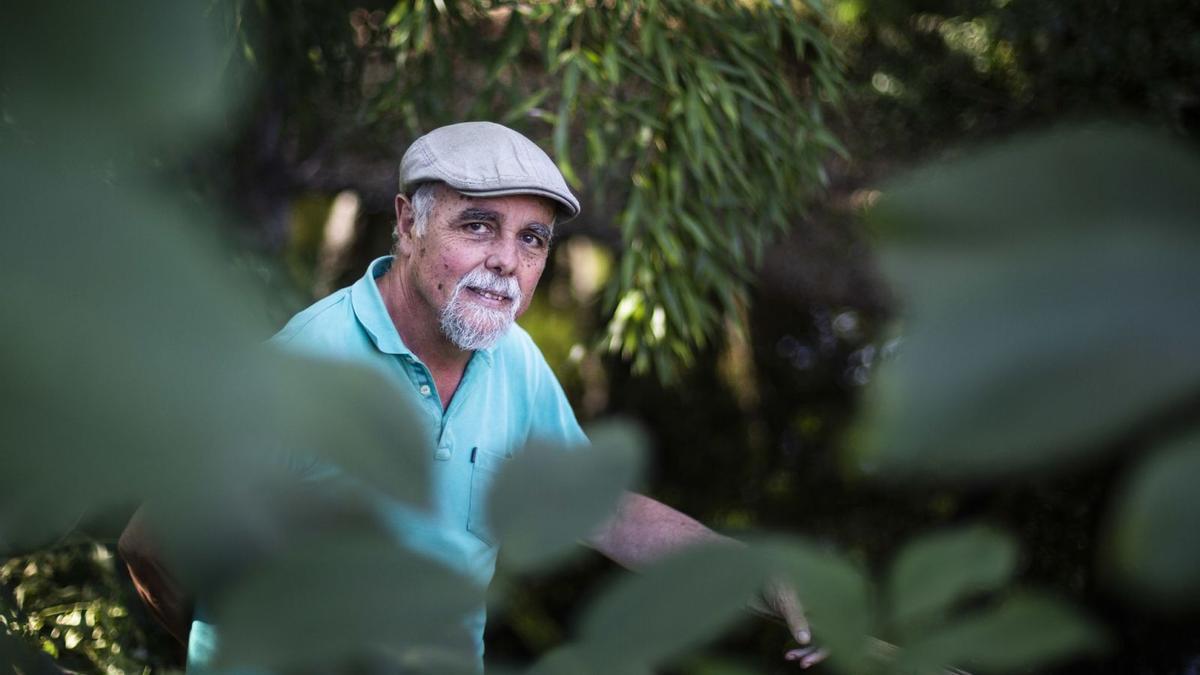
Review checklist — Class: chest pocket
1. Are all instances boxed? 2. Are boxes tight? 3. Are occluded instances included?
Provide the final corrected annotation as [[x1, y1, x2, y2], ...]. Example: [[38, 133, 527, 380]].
[[466, 447, 511, 547]]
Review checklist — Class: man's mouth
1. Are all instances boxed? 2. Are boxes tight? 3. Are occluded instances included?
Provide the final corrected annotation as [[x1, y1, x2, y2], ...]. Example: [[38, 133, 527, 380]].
[[468, 286, 511, 303]]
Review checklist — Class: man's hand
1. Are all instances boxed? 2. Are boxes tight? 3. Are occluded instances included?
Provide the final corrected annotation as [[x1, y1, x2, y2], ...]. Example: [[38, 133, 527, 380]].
[[749, 579, 829, 669], [587, 495, 833, 668], [749, 588, 974, 675]]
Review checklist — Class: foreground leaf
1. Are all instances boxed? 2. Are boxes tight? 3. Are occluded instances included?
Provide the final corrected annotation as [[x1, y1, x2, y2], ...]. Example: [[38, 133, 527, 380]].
[[0, 156, 430, 556], [575, 543, 770, 672], [1105, 427, 1200, 607], [214, 528, 484, 672], [858, 127, 1200, 481], [491, 421, 646, 571], [888, 526, 1017, 633], [897, 593, 1104, 674]]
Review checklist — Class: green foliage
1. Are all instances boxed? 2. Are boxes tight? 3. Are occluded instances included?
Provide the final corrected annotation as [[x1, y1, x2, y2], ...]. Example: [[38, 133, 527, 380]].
[[0, 2, 230, 152], [858, 127, 1200, 480], [1106, 427, 1200, 606], [491, 423, 646, 572], [835, 0, 1200, 159], [895, 593, 1103, 675], [1, 544, 163, 673], [214, 528, 484, 672], [755, 530, 1102, 675], [887, 526, 1017, 634], [570, 543, 767, 673], [850, 124, 1200, 663]]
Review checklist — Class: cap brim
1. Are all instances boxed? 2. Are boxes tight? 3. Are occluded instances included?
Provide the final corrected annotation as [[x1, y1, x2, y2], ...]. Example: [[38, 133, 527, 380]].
[[456, 186, 580, 222]]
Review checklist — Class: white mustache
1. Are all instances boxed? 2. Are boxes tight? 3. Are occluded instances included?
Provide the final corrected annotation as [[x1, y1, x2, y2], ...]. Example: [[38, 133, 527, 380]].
[[456, 267, 521, 305]]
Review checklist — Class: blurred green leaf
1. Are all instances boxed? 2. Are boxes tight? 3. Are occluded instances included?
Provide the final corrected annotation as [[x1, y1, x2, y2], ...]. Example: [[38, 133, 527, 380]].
[[755, 537, 873, 673], [1105, 427, 1200, 607], [0, 2, 232, 151], [575, 543, 769, 672], [0, 151, 430, 555], [491, 421, 645, 571], [858, 127, 1200, 480], [526, 645, 645, 675], [887, 526, 1017, 633], [896, 593, 1104, 674], [676, 655, 763, 675], [214, 528, 483, 672]]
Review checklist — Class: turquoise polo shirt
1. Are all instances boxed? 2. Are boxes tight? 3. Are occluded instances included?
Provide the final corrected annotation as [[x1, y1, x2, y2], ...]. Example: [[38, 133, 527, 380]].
[[187, 256, 587, 671]]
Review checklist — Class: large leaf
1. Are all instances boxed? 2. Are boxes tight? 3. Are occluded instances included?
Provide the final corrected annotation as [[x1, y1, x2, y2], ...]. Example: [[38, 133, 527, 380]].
[[754, 537, 874, 674], [490, 421, 645, 571], [887, 526, 1017, 633], [0, 2, 231, 151], [574, 543, 771, 672], [0, 153, 430, 556], [857, 127, 1200, 481], [1105, 427, 1200, 606], [213, 528, 484, 673], [896, 593, 1104, 674]]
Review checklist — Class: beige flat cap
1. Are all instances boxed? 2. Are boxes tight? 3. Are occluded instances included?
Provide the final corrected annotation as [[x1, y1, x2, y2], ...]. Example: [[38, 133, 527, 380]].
[[399, 121, 580, 221]]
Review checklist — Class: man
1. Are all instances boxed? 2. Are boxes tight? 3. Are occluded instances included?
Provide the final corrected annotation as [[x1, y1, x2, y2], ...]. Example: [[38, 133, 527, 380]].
[[121, 121, 818, 670]]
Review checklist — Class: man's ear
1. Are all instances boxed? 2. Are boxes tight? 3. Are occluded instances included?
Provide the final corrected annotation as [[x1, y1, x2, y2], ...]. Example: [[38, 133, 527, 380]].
[[394, 193, 418, 256]]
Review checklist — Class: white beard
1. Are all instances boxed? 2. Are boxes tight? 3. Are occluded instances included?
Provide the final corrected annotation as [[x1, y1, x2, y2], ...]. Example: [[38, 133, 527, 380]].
[[439, 267, 522, 351]]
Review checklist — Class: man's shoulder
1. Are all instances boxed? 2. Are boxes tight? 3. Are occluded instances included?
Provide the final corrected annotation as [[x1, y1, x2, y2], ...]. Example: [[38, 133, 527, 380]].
[[271, 286, 361, 351]]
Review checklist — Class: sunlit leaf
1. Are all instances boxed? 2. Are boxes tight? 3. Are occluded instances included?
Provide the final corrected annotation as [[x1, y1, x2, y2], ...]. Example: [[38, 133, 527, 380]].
[[897, 593, 1104, 674], [887, 526, 1017, 632], [214, 528, 483, 672], [1105, 427, 1200, 607], [858, 127, 1200, 480], [491, 421, 645, 571], [575, 543, 770, 672]]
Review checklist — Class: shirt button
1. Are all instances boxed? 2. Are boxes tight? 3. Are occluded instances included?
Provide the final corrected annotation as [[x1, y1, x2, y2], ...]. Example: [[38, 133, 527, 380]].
[[419, 384, 432, 397], [434, 446, 451, 460]]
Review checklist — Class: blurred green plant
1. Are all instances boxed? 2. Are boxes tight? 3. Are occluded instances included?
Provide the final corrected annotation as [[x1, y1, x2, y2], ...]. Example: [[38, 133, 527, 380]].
[[857, 126, 1200, 609]]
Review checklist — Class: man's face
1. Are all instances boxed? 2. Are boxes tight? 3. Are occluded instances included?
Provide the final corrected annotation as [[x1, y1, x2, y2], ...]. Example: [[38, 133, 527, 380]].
[[397, 185, 555, 351]]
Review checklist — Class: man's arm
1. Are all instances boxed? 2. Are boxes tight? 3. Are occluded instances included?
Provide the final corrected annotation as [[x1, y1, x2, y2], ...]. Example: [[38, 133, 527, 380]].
[[585, 492, 812, 649], [586, 495, 966, 672], [117, 507, 194, 647]]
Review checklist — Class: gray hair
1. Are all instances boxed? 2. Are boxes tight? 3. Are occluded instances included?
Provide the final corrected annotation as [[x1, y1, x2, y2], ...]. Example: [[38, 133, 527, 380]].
[[391, 182, 440, 254], [410, 181, 439, 237]]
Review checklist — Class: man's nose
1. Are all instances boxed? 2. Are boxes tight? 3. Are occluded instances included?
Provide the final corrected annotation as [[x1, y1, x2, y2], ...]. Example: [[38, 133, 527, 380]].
[[485, 237, 519, 276]]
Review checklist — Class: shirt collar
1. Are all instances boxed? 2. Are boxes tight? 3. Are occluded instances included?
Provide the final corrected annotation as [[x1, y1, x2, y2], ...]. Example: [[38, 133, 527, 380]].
[[351, 256, 412, 356], [350, 255, 497, 364]]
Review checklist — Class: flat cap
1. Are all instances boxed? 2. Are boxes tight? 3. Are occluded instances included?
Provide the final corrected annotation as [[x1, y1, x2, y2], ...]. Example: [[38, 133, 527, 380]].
[[399, 121, 580, 221]]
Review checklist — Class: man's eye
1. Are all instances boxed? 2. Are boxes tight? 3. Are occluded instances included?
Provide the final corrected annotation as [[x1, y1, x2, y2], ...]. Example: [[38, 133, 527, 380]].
[[465, 222, 490, 234], [521, 233, 547, 248]]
